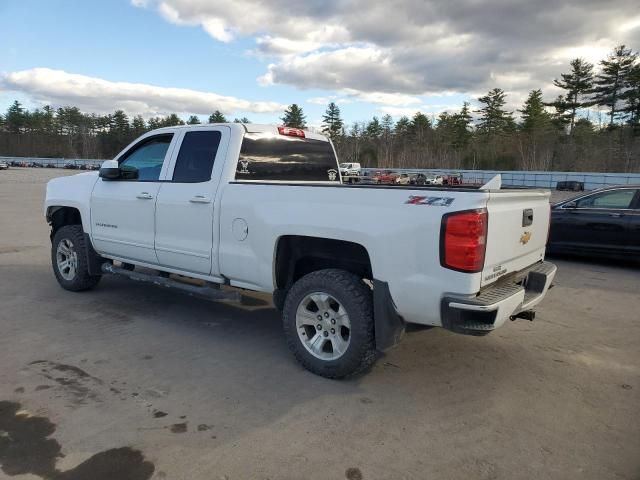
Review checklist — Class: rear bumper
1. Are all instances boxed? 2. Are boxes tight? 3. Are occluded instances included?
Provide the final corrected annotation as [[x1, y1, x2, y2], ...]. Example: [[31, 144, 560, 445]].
[[440, 261, 557, 335]]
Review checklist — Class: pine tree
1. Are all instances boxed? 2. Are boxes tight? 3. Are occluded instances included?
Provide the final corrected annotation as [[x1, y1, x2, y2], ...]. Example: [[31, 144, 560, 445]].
[[410, 112, 432, 143], [321, 102, 344, 139], [41, 105, 55, 134], [591, 45, 638, 126], [393, 116, 411, 137], [111, 110, 130, 134], [186, 115, 201, 125], [5, 100, 25, 134], [552, 58, 594, 132], [131, 115, 147, 136], [519, 90, 552, 131], [517, 90, 555, 170], [160, 114, 185, 127], [147, 117, 162, 130], [381, 114, 394, 136], [208, 110, 227, 123], [233, 117, 251, 123], [621, 63, 640, 125], [477, 88, 515, 134], [281, 104, 306, 128], [380, 114, 394, 165], [365, 116, 383, 138], [548, 95, 571, 130], [453, 102, 473, 148]]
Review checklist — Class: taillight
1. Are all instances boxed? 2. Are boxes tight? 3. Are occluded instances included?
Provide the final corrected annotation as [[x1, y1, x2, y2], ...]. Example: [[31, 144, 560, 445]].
[[440, 209, 488, 273], [278, 126, 305, 138]]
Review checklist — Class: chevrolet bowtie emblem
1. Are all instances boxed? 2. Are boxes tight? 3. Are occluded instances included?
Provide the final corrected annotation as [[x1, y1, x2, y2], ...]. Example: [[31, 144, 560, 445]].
[[520, 231, 532, 245]]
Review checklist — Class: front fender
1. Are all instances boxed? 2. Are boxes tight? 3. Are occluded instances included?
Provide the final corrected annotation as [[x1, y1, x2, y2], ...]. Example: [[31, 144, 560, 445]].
[[44, 172, 99, 234]]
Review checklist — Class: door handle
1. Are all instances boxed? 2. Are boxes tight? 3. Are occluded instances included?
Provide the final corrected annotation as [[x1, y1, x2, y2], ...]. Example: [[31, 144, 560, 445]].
[[136, 192, 154, 200], [189, 195, 211, 204], [608, 213, 623, 218]]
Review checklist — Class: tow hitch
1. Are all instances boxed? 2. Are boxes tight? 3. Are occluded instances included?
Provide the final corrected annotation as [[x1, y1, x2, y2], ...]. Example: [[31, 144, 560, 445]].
[[510, 310, 535, 322]]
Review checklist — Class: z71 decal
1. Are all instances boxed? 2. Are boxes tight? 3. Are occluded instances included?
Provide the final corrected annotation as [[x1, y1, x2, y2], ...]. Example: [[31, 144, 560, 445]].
[[405, 195, 454, 206]]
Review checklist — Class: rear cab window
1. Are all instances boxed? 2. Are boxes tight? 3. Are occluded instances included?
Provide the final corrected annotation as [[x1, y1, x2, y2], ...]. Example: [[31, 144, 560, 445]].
[[235, 132, 339, 182]]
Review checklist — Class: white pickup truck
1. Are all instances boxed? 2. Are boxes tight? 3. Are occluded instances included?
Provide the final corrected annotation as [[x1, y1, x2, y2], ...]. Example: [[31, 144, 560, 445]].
[[45, 123, 556, 378]]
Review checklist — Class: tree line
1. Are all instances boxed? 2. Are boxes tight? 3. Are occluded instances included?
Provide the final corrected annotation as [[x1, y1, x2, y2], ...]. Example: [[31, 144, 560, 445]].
[[1, 44, 639, 172], [0, 106, 249, 159]]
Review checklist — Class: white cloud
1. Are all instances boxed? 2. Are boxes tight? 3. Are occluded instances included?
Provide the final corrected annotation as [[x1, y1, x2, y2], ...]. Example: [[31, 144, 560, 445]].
[[133, 0, 640, 105], [1, 68, 286, 116], [306, 95, 353, 106], [378, 106, 425, 118], [341, 89, 421, 106]]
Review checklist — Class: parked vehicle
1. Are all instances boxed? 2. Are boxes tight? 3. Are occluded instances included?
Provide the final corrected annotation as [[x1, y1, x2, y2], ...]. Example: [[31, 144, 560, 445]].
[[548, 185, 640, 258], [339, 162, 361, 177], [414, 173, 427, 185], [428, 175, 445, 185], [395, 173, 411, 185], [45, 123, 556, 378], [556, 181, 584, 191], [0, 161, 8, 170], [372, 170, 398, 184], [443, 174, 462, 185]]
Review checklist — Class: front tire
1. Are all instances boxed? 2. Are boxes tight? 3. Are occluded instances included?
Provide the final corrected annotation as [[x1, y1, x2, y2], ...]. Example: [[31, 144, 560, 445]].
[[282, 269, 376, 379], [51, 225, 101, 291]]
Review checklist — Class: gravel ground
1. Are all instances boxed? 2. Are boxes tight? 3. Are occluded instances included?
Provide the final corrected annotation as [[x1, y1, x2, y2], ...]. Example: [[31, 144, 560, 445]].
[[0, 168, 638, 480]]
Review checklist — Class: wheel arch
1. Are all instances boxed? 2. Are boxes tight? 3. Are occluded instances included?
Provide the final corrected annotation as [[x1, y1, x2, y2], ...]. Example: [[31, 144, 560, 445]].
[[274, 235, 373, 291], [47, 206, 84, 239]]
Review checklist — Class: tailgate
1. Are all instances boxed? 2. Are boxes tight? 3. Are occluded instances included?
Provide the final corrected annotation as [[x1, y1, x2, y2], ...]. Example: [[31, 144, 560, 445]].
[[481, 189, 551, 287]]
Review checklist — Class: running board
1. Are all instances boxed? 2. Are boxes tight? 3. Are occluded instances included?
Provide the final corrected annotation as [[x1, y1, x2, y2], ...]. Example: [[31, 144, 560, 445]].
[[101, 263, 241, 302]]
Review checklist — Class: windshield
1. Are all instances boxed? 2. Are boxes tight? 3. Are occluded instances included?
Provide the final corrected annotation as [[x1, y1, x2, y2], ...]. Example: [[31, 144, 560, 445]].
[[339, 163, 351, 168]]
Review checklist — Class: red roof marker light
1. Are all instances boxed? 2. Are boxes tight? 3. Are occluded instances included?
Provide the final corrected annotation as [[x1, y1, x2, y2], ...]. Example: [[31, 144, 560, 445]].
[[278, 126, 305, 138]]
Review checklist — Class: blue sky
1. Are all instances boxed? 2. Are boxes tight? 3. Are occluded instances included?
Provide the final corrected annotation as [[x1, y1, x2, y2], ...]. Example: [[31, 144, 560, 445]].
[[1, 0, 637, 128]]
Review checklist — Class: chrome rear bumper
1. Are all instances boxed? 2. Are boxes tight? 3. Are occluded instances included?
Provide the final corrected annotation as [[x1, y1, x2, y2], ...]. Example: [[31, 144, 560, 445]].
[[441, 261, 557, 335]]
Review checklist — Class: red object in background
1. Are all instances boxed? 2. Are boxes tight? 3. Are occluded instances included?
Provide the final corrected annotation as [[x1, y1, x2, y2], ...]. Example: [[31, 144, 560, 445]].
[[443, 174, 462, 185], [372, 170, 398, 184]]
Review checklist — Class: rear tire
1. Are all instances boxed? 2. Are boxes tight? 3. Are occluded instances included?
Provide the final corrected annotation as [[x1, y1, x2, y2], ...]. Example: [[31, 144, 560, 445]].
[[282, 269, 376, 379], [51, 225, 101, 291]]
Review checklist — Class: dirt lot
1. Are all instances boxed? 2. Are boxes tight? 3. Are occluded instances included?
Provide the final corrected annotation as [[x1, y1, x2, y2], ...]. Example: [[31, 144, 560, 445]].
[[1, 168, 639, 480]]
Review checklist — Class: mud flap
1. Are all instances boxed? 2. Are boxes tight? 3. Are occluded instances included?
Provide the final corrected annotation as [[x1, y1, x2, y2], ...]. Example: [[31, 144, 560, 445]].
[[84, 233, 107, 276], [373, 279, 405, 351]]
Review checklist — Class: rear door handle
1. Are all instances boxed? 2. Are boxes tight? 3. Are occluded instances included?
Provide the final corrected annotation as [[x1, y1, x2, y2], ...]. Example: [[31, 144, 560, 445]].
[[609, 213, 624, 218], [136, 192, 154, 200], [189, 195, 211, 204]]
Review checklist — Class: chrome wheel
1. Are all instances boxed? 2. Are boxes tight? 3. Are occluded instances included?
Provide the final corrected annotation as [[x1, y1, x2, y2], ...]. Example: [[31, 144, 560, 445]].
[[296, 292, 351, 361], [56, 238, 78, 281]]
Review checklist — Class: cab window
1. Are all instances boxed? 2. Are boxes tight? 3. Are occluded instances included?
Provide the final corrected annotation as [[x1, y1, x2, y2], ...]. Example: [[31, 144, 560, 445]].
[[119, 134, 173, 181], [172, 131, 221, 183], [236, 133, 339, 182]]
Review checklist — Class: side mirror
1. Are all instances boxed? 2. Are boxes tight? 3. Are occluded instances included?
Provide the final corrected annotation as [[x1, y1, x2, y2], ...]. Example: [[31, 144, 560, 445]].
[[563, 201, 577, 209], [99, 160, 120, 180]]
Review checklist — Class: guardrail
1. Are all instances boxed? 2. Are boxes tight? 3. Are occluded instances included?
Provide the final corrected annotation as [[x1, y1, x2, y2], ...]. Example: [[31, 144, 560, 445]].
[[361, 168, 640, 190], [0, 156, 105, 169], [3, 156, 639, 189]]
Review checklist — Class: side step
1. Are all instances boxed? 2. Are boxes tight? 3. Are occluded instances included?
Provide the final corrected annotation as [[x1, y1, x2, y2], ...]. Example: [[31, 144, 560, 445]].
[[101, 263, 241, 303]]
